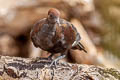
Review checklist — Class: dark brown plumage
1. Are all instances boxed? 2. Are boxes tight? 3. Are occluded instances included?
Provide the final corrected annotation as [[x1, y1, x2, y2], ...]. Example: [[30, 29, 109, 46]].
[[30, 8, 87, 65]]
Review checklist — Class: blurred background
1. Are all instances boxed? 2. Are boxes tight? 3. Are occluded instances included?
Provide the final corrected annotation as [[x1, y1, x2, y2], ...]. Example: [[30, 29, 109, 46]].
[[0, 0, 120, 69]]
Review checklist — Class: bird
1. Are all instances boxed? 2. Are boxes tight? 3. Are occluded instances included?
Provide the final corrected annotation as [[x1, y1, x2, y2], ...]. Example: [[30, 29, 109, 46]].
[[30, 8, 87, 66]]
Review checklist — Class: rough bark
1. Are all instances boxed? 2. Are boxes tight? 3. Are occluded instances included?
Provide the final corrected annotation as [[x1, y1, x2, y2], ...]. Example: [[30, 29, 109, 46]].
[[0, 56, 119, 80]]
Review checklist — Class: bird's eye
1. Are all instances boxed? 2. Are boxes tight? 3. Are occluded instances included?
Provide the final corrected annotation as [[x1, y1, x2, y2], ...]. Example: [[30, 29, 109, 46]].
[[50, 15, 53, 17]]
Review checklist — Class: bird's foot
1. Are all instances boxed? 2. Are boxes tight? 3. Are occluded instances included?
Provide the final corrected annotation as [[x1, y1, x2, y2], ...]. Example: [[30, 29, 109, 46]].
[[49, 55, 66, 67]]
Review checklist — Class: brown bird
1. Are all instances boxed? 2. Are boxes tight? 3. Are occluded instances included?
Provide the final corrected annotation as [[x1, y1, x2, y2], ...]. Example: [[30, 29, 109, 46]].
[[30, 8, 87, 65]]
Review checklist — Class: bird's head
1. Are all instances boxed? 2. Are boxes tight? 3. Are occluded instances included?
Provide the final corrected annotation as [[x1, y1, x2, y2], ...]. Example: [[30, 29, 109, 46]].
[[47, 8, 60, 23]]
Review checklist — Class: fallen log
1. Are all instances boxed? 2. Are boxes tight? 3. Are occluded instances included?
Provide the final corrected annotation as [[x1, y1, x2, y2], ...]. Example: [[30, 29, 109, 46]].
[[0, 56, 119, 80]]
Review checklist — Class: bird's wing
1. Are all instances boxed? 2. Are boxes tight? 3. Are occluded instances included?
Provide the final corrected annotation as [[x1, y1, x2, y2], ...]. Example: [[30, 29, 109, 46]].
[[30, 18, 46, 37], [30, 18, 46, 47], [60, 19, 77, 46], [60, 19, 87, 53], [71, 24, 81, 47]]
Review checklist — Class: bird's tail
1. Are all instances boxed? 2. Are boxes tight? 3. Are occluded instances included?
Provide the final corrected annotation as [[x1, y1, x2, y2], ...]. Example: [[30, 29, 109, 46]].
[[78, 42, 87, 53], [72, 42, 87, 53]]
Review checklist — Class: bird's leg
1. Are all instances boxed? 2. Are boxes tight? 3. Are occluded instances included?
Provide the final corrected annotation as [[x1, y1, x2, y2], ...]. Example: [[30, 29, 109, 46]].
[[48, 53, 54, 60], [49, 50, 68, 67], [49, 54, 66, 67]]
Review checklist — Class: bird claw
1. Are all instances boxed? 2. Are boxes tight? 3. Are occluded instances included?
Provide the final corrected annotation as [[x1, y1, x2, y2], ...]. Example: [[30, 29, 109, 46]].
[[49, 59, 58, 67], [49, 55, 66, 67]]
